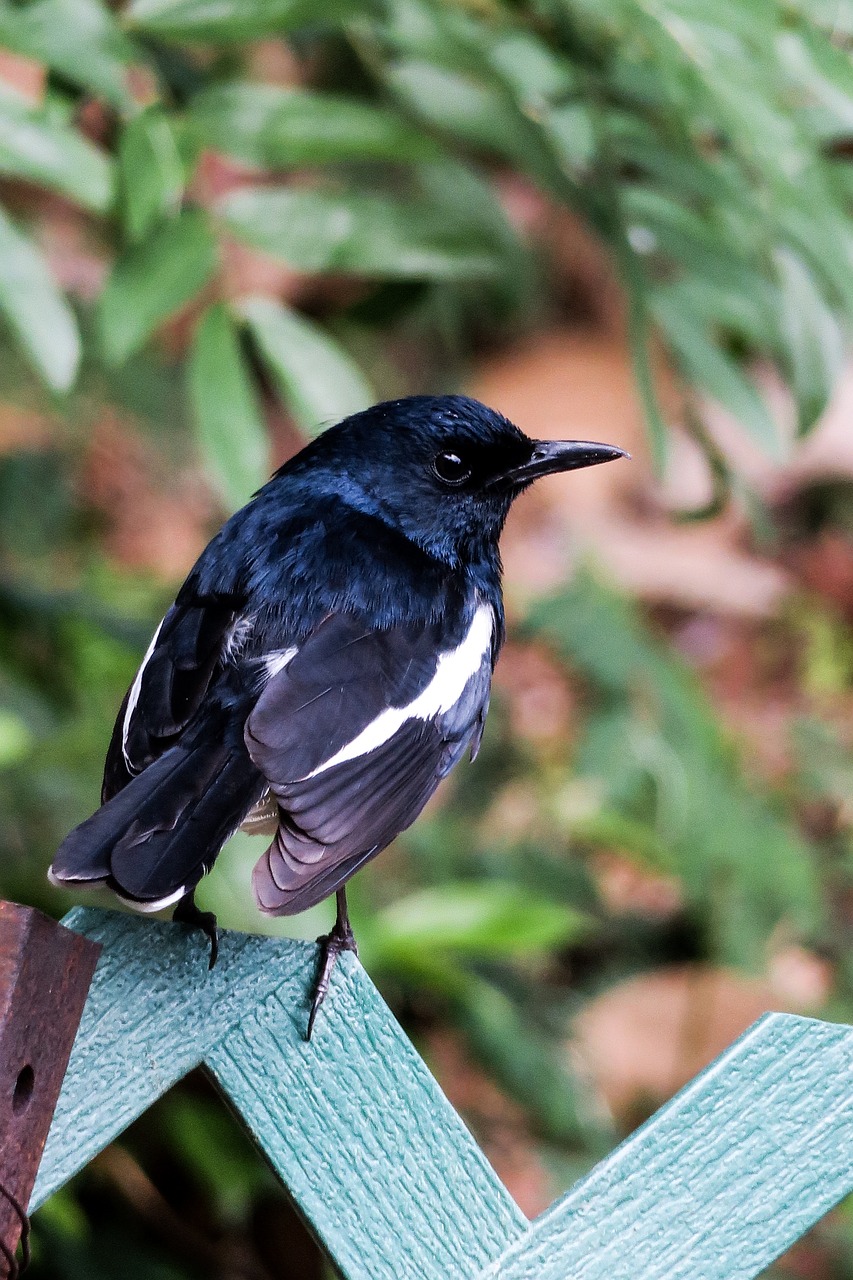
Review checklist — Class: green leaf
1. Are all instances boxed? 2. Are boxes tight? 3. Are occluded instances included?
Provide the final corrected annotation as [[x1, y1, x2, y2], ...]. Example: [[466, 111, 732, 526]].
[[456, 974, 600, 1144], [98, 208, 217, 365], [487, 29, 576, 105], [158, 1093, 275, 1218], [379, 0, 484, 71], [778, 28, 853, 141], [653, 276, 776, 350], [188, 303, 269, 511], [218, 187, 501, 280], [651, 288, 781, 455], [0, 0, 135, 109], [775, 247, 845, 435], [569, 809, 675, 872], [384, 58, 571, 198], [385, 59, 533, 161], [241, 296, 373, 436], [624, 279, 670, 477], [789, 0, 853, 36], [119, 108, 185, 243], [0, 709, 34, 768], [411, 157, 533, 314], [0, 205, 80, 392], [621, 186, 761, 296], [127, 0, 366, 40], [609, 115, 742, 205], [0, 90, 113, 213], [775, 189, 853, 318], [371, 882, 590, 961], [189, 84, 440, 168], [793, 717, 853, 809], [543, 102, 596, 172], [526, 571, 824, 965]]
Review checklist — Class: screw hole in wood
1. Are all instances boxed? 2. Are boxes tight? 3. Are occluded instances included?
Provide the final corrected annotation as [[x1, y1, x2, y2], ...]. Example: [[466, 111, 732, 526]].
[[12, 1066, 33, 1115]]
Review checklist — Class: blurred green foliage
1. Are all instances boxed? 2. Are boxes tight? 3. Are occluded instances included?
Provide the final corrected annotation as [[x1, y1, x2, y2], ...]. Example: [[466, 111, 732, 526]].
[[0, 0, 852, 1275], [0, 0, 851, 480]]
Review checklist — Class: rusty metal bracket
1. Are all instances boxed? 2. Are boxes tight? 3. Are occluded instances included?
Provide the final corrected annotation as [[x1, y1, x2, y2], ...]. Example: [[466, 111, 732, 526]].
[[0, 903, 100, 1275]]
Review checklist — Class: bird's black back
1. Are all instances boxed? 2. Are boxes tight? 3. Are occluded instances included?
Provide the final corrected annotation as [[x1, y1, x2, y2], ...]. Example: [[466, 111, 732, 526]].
[[51, 396, 520, 915]]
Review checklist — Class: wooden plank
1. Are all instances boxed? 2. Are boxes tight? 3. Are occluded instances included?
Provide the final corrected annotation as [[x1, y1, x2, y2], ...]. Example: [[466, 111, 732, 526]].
[[32, 908, 323, 1206], [34, 907, 527, 1280], [207, 950, 527, 1280], [477, 1013, 853, 1280], [40, 909, 853, 1280], [0, 903, 99, 1258]]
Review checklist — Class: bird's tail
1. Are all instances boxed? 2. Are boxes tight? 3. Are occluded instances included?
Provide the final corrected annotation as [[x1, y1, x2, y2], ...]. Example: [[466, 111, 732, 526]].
[[49, 738, 265, 911]]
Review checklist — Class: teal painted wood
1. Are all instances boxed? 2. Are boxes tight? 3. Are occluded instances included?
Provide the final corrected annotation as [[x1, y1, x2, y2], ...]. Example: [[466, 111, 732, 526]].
[[31, 909, 853, 1280], [207, 952, 527, 1280], [32, 908, 527, 1279], [477, 1012, 853, 1280], [32, 908, 319, 1204]]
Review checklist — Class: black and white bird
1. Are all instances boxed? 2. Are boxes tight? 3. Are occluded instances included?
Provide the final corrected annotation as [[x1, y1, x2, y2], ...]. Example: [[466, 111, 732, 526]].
[[49, 395, 626, 1032]]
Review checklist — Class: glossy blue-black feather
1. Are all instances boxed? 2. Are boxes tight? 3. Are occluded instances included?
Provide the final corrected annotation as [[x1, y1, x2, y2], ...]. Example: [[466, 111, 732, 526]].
[[49, 395, 557, 916]]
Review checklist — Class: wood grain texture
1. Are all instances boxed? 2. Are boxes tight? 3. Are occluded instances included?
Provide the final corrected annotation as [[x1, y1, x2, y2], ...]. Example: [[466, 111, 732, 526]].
[[0, 903, 99, 1253], [207, 950, 527, 1280], [477, 1013, 853, 1280], [34, 907, 526, 1280]]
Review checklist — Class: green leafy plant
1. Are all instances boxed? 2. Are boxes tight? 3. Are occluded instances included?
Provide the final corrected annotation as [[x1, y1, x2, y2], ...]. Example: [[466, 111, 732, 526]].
[[0, 0, 849, 483]]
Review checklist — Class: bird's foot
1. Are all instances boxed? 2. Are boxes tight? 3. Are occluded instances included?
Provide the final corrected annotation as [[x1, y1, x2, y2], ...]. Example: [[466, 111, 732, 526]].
[[307, 909, 358, 1041], [173, 892, 220, 970]]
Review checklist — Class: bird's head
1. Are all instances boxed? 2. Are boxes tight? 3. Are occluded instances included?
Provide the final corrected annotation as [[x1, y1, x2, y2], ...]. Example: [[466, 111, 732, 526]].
[[285, 395, 628, 567]]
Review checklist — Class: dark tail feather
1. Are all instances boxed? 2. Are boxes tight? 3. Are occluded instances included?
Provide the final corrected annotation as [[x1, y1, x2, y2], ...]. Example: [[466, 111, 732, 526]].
[[50, 742, 264, 909]]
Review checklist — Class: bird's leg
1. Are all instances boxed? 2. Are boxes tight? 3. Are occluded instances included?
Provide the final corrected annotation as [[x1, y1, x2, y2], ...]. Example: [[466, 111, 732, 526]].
[[173, 890, 219, 970], [307, 888, 358, 1040]]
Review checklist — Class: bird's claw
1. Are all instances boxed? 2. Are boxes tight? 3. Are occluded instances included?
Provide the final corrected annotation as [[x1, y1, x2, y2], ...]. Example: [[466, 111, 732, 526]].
[[200, 913, 220, 970], [174, 893, 220, 970], [306, 919, 358, 1041]]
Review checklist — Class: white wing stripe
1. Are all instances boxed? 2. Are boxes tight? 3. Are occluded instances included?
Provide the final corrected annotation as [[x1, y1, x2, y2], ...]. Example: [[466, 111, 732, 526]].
[[49, 865, 187, 914], [264, 647, 298, 679], [122, 618, 164, 768], [305, 604, 493, 779], [116, 885, 187, 913]]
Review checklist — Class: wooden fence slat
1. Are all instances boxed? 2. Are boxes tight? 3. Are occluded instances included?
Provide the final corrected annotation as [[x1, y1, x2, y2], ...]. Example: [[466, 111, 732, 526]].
[[32, 909, 325, 1205], [0, 904, 99, 1257], [207, 951, 527, 1280], [33, 910, 853, 1280], [32, 908, 527, 1280], [476, 1012, 853, 1280]]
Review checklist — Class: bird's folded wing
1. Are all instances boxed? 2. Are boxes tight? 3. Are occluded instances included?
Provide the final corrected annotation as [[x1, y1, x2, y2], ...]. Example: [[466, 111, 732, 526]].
[[102, 596, 239, 801], [245, 607, 493, 914]]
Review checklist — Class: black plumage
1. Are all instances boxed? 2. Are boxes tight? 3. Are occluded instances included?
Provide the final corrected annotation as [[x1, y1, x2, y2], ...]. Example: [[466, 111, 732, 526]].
[[246, 610, 493, 914], [49, 395, 626, 1020]]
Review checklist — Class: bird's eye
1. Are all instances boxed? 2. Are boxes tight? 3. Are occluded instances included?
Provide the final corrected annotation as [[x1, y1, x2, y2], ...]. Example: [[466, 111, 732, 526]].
[[432, 451, 471, 486]]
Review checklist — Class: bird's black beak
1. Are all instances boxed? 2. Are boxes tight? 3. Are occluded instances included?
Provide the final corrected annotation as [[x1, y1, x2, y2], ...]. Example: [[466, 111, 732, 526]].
[[499, 439, 630, 487]]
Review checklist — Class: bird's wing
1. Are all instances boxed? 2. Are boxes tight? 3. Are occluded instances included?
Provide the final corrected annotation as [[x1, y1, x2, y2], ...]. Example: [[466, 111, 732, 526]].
[[102, 597, 240, 802], [245, 606, 494, 915]]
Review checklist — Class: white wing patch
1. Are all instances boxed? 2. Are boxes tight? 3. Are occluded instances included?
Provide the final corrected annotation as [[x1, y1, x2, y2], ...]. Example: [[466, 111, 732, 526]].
[[224, 613, 254, 660], [48, 863, 187, 912], [115, 885, 188, 913], [264, 647, 298, 680], [306, 604, 493, 780], [122, 618, 164, 768]]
